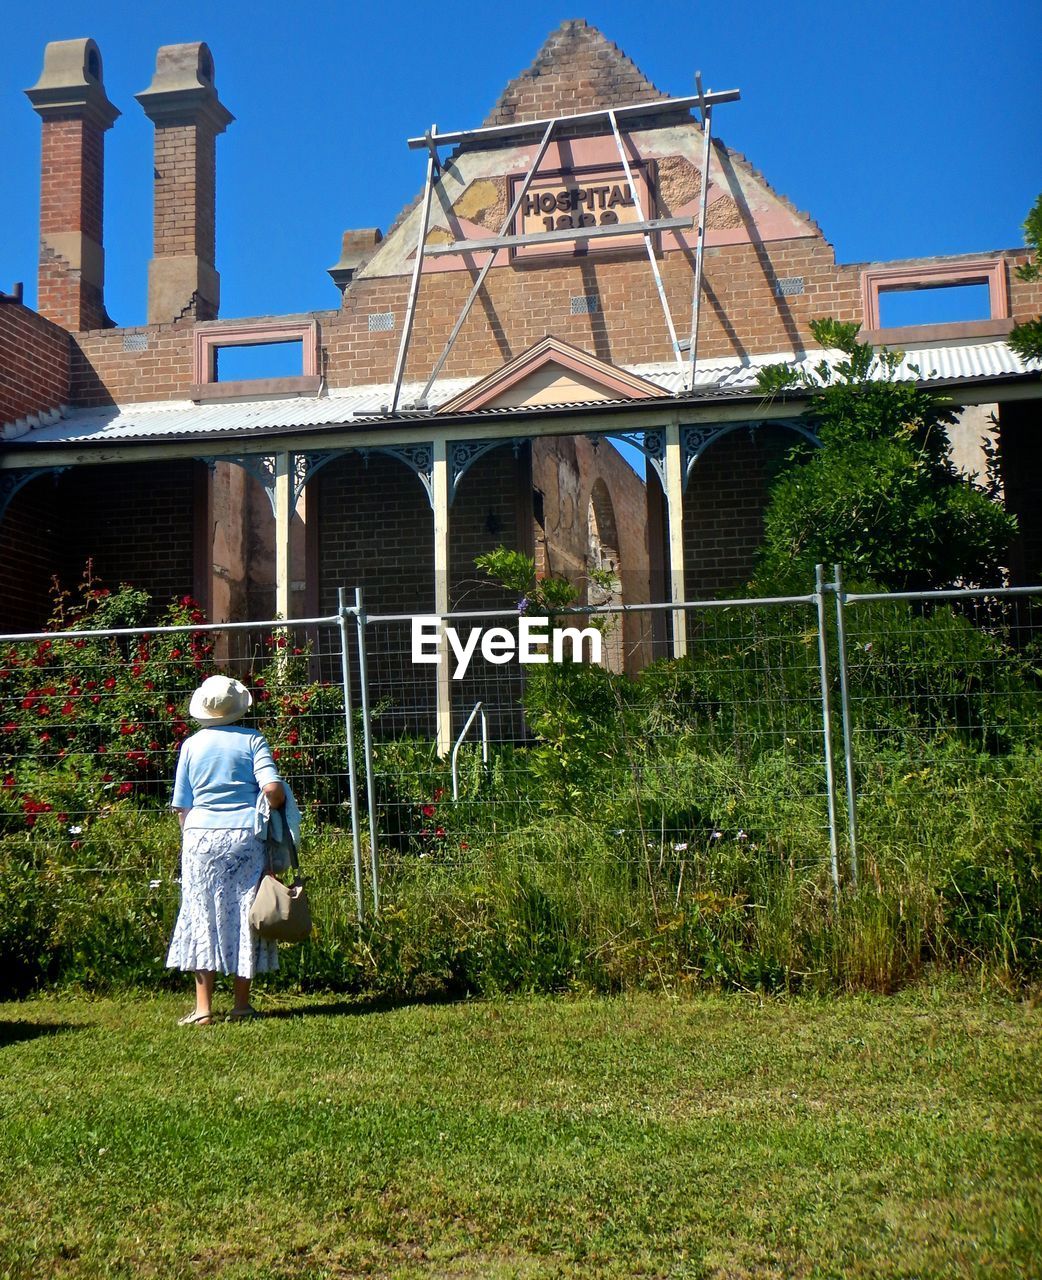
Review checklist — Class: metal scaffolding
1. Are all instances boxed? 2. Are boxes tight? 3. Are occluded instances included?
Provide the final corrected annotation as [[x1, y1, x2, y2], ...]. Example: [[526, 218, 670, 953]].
[[388, 82, 741, 413]]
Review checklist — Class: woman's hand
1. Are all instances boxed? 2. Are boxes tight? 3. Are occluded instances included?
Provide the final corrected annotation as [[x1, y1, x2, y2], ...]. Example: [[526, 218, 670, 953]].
[[263, 781, 286, 810]]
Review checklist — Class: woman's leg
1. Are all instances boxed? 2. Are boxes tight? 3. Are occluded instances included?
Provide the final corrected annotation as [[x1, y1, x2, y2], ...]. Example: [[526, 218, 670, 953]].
[[194, 970, 215, 1017], [232, 975, 252, 1014]]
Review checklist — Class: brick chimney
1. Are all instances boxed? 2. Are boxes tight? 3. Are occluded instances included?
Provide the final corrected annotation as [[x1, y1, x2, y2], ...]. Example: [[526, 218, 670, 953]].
[[135, 43, 233, 325], [25, 39, 120, 332]]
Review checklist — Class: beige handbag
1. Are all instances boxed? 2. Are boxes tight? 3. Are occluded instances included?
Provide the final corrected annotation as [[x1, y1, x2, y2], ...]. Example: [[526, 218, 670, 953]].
[[249, 827, 313, 943]]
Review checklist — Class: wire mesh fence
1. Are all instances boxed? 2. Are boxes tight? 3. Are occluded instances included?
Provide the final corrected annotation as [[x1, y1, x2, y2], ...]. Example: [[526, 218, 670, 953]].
[[361, 595, 836, 892], [2, 572, 1040, 931]]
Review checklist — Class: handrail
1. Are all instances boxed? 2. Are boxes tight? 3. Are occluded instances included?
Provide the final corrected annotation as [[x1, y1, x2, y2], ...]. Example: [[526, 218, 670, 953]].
[[451, 701, 489, 801]]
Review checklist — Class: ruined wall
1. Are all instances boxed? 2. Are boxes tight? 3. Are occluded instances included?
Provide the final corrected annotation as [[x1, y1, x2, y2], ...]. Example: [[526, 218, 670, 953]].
[[0, 301, 70, 426]]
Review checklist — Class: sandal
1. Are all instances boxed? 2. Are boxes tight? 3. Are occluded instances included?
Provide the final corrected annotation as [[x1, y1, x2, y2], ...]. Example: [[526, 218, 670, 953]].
[[177, 1010, 214, 1026], [227, 1005, 259, 1022]]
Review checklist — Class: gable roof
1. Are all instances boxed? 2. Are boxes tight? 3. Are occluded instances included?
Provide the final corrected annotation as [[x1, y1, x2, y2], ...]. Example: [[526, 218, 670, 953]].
[[437, 336, 671, 414]]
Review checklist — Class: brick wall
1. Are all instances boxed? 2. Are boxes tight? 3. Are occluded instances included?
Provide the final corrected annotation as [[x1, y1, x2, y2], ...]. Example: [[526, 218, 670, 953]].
[[483, 19, 672, 126], [999, 401, 1042, 585], [316, 453, 435, 615], [683, 425, 794, 598], [0, 301, 71, 425], [449, 446, 531, 610], [0, 475, 64, 631], [0, 460, 200, 631], [56, 461, 199, 606], [69, 321, 195, 406]]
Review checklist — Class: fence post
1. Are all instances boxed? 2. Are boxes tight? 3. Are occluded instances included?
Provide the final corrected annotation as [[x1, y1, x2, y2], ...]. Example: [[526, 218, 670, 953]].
[[814, 564, 842, 906], [336, 588, 365, 923], [353, 587, 381, 914], [832, 564, 859, 888]]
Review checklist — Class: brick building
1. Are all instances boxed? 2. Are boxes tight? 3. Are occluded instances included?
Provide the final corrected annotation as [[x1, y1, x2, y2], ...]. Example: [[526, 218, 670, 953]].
[[2, 23, 1040, 727]]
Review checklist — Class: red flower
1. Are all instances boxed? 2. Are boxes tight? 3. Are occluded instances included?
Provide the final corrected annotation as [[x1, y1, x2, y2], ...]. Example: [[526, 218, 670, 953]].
[[71, 840, 82, 851], [58, 812, 68, 824], [20, 696, 35, 710], [459, 841, 470, 851], [37, 705, 50, 717], [40, 684, 57, 695], [272, 748, 280, 760], [0, 669, 10, 679], [3, 722, 17, 734], [2, 774, 14, 787], [103, 678, 116, 690], [287, 729, 299, 746], [61, 701, 76, 716], [433, 786, 445, 802], [102, 773, 113, 783], [144, 680, 154, 691], [435, 827, 446, 838], [120, 723, 136, 735], [422, 804, 436, 818], [91, 696, 101, 705], [149, 741, 160, 751], [85, 681, 97, 691], [131, 664, 142, 677], [39, 732, 51, 743], [170, 649, 182, 659], [117, 782, 133, 796]]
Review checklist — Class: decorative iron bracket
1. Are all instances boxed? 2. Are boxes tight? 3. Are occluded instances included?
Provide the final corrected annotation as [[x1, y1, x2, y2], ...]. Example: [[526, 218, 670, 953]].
[[449, 438, 525, 505], [0, 466, 68, 523], [681, 420, 819, 491], [360, 444, 435, 509], [601, 428, 667, 489]]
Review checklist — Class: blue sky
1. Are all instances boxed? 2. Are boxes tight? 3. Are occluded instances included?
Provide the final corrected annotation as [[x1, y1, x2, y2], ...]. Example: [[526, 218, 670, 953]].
[[1, 0, 1038, 328]]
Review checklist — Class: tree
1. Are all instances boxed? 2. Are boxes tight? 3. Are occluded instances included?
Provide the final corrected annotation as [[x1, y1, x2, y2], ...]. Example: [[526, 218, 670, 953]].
[[1008, 193, 1042, 362], [752, 319, 1017, 592]]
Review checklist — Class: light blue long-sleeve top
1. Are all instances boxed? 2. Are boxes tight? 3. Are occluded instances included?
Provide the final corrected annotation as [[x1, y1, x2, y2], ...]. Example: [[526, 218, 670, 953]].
[[172, 725, 281, 830]]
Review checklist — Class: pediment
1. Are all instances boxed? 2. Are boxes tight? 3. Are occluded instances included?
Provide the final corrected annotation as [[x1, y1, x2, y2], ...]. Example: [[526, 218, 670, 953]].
[[438, 336, 669, 414]]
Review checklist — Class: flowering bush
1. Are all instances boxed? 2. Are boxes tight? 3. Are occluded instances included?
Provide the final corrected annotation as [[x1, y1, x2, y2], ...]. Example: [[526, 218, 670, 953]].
[[0, 567, 349, 837], [0, 571, 215, 836]]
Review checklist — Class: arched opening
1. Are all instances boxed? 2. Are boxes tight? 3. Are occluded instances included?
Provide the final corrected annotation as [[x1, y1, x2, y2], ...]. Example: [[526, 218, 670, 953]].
[[586, 478, 624, 673]]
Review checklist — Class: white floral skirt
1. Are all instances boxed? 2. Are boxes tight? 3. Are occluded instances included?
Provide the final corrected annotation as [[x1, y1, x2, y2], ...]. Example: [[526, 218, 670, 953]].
[[166, 827, 278, 978]]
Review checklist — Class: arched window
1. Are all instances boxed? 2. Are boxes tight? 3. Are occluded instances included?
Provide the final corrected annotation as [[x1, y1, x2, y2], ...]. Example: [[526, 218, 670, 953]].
[[586, 479, 624, 672]]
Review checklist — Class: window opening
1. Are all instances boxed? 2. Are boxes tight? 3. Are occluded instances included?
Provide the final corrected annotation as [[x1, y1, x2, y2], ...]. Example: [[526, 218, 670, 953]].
[[213, 340, 304, 382], [878, 283, 992, 329]]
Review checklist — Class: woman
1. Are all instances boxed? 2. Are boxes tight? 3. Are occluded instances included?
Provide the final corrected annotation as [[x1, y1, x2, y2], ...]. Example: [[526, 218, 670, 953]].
[[166, 674, 285, 1025]]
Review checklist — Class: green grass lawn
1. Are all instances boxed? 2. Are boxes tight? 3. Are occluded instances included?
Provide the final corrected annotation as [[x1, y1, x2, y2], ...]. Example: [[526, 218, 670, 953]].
[[1, 988, 1039, 1279]]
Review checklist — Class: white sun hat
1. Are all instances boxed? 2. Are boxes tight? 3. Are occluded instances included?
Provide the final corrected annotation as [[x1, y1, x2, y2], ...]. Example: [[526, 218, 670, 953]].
[[188, 675, 253, 726]]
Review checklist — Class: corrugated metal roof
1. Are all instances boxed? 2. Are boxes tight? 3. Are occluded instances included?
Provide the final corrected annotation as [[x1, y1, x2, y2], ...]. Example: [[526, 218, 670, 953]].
[[3, 340, 1036, 448]]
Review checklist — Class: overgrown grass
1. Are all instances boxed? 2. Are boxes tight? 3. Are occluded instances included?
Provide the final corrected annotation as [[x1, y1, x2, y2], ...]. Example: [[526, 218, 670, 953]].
[[1, 989, 1039, 1278], [2, 734, 1040, 1000]]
